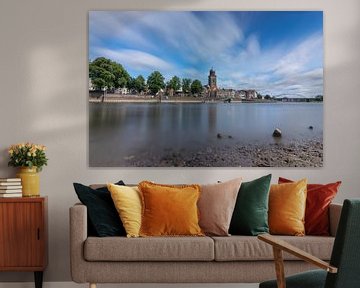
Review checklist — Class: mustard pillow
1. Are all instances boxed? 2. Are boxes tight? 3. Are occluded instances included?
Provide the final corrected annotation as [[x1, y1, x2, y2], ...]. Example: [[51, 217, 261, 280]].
[[138, 181, 204, 237], [269, 179, 307, 236], [107, 183, 142, 238]]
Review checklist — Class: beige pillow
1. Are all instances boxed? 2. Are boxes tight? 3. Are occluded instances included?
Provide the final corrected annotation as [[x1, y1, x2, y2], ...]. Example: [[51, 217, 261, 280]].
[[198, 178, 242, 236]]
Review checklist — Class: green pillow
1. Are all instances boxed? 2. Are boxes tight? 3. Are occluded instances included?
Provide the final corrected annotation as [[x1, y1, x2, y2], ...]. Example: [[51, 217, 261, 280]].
[[229, 174, 272, 236]]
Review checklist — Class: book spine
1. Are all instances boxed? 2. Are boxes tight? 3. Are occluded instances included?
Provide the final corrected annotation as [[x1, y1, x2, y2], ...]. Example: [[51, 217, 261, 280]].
[[0, 178, 21, 182], [0, 189, 23, 193], [0, 183, 22, 186]]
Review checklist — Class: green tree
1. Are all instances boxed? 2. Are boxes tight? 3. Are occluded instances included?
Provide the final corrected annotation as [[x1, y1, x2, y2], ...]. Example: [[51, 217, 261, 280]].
[[167, 76, 181, 97], [112, 63, 130, 88], [128, 75, 146, 93], [168, 76, 181, 91], [134, 75, 146, 93], [315, 95, 323, 102], [147, 71, 165, 95], [191, 79, 203, 95], [89, 67, 115, 90], [89, 57, 130, 90], [182, 78, 192, 94], [127, 77, 136, 91]]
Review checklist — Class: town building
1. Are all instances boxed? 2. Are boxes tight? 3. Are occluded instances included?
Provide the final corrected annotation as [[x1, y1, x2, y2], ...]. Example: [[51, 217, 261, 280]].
[[208, 68, 218, 98]]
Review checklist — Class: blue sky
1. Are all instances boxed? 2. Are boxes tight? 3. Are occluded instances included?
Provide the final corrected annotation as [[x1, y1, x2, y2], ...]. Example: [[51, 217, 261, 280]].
[[89, 11, 323, 98]]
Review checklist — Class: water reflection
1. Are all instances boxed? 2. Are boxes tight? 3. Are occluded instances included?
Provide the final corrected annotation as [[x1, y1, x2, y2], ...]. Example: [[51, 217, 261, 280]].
[[89, 102, 323, 166]]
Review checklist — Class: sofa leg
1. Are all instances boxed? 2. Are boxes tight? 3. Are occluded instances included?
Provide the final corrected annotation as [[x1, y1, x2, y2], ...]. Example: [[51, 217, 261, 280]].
[[89, 283, 96, 288]]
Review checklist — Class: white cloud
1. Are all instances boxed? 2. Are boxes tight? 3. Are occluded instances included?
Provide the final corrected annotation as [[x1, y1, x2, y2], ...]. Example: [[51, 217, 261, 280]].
[[89, 11, 323, 98], [211, 33, 323, 97], [94, 48, 174, 72], [89, 11, 154, 50], [273, 33, 323, 76], [90, 11, 244, 65], [138, 12, 244, 64]]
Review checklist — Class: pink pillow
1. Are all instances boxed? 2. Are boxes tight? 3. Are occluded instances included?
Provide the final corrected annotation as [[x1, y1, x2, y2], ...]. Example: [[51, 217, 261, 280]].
[[198, 178, 242, 236]]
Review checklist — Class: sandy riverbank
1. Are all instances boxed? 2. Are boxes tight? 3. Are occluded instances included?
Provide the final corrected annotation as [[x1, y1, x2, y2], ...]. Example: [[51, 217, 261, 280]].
[[115, 139, 323, 167]]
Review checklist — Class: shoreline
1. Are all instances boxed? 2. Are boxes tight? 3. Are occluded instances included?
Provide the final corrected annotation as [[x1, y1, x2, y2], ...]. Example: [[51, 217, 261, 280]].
[[89, 98, 322, 104], [90, 139, 323, 167]]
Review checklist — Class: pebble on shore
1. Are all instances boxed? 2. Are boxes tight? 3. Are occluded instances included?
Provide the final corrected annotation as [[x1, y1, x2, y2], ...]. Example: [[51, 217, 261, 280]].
[[122, 139, 323, 167], [272, 128, 282, 137]]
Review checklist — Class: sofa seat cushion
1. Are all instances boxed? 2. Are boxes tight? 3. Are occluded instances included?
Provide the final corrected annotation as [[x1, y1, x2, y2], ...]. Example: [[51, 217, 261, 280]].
[[84, 236, 214, 261], [212, 236, 334, 261]]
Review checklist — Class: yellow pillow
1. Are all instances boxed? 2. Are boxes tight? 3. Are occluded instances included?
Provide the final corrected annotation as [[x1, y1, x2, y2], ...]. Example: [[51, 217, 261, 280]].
[[138, 181, 204, 237], [269, 179, 307, 236], [107, 183, 142, 238]]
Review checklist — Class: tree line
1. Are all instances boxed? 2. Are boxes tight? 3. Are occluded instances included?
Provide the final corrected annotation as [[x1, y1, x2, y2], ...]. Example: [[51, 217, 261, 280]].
[[89, 57, 203, 96]]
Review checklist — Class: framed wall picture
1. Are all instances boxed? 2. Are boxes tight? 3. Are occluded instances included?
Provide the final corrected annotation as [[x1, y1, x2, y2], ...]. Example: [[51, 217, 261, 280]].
[[89, 11, 323, 167]]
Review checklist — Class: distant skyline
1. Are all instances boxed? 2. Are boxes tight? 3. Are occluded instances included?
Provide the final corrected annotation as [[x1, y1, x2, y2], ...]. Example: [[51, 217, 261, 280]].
[[89, 11, 323, 98]]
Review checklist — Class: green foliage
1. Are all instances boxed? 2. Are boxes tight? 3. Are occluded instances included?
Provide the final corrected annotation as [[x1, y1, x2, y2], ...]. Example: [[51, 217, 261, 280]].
[[147, 71, 165, 95], [128, 75, 146, 93], [182, 78, 192, 94], [8, 143, 48, 172], [134, 75, 146, 93], [315, 95, 323, 101], [168, 76, 181, 91], [89, 57, 130, 90], [191, 79, 203, 95]]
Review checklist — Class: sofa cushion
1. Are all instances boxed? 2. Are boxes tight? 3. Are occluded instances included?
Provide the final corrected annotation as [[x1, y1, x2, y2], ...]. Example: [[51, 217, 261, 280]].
[[107, 184, 142, 238], [212, 236, 334, 261], [73, 181, 126, 237], [269, 179, 307, 236], [199, 178, 242, 236], [84, 236, 214, 261], [278, 177, 341, 236], [229, 174, 271, 236], [139, 181, 203, 237]]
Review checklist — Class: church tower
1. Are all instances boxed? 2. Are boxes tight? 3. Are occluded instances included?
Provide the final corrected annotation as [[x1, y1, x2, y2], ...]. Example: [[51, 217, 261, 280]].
[[208, 68, 217, 98]]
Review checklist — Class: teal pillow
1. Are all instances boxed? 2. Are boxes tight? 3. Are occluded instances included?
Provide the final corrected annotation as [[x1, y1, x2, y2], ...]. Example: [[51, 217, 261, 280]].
[[229, 174, 272, 236]]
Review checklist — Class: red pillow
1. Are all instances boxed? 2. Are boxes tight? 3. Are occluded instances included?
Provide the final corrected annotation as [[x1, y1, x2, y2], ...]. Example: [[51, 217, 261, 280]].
[[278, 177, 341, 236]]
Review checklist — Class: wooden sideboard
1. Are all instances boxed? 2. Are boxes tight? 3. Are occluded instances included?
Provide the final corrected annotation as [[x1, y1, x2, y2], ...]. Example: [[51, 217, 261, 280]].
[[0, 197, 48, 288]]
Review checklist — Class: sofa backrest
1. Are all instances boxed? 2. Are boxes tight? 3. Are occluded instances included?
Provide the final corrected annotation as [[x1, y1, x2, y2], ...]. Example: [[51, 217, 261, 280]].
[[325, 199, 360, 288]]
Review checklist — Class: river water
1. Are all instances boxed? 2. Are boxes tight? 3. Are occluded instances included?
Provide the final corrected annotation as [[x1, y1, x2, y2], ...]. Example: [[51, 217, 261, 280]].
[[89, 102, 323, 166]]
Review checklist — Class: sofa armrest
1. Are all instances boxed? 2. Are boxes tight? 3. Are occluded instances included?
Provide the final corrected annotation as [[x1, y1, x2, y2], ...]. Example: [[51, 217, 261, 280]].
[[69, 203, 88, 283], [329, 203, 342, 237]]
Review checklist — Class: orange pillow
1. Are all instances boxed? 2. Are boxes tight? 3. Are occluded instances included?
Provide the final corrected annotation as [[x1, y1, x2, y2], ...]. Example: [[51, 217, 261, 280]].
[[269, 179, 307, 236], [278, 177, 341, 235], [138, 181, 204, 237]]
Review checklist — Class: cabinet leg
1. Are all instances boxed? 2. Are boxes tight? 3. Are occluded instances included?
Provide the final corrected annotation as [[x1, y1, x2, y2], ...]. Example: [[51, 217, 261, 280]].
[[34, 271, 43, 288]]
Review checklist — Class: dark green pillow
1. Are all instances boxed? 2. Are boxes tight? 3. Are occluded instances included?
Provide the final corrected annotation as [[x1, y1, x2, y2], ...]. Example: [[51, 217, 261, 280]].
[[73, 181, 126, 237], [229, 174, 272, 236]]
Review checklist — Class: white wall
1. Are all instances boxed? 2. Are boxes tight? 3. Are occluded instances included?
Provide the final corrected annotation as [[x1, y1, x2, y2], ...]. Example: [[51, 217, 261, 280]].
[[0, 0, 359, 283]]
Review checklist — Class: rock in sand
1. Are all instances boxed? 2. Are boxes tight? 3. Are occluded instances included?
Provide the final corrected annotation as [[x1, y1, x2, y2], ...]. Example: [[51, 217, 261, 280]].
[[272, 128, 282, 137]]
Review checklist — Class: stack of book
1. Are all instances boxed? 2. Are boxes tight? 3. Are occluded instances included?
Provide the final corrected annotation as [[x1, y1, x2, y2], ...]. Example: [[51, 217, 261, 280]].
[[0, 178, 22, 197]]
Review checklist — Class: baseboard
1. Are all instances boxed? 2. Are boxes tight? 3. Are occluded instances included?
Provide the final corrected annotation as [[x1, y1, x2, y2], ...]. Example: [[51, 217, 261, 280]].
[[0, 282, 259, 288]]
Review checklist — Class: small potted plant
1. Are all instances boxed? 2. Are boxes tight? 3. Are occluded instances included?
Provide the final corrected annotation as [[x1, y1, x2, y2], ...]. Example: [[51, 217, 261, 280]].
[[8, 143, 48, 197]]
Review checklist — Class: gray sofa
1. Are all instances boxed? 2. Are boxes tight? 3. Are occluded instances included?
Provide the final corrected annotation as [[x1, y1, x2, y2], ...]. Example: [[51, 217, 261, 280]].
[[70, 202, 342, 288]]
